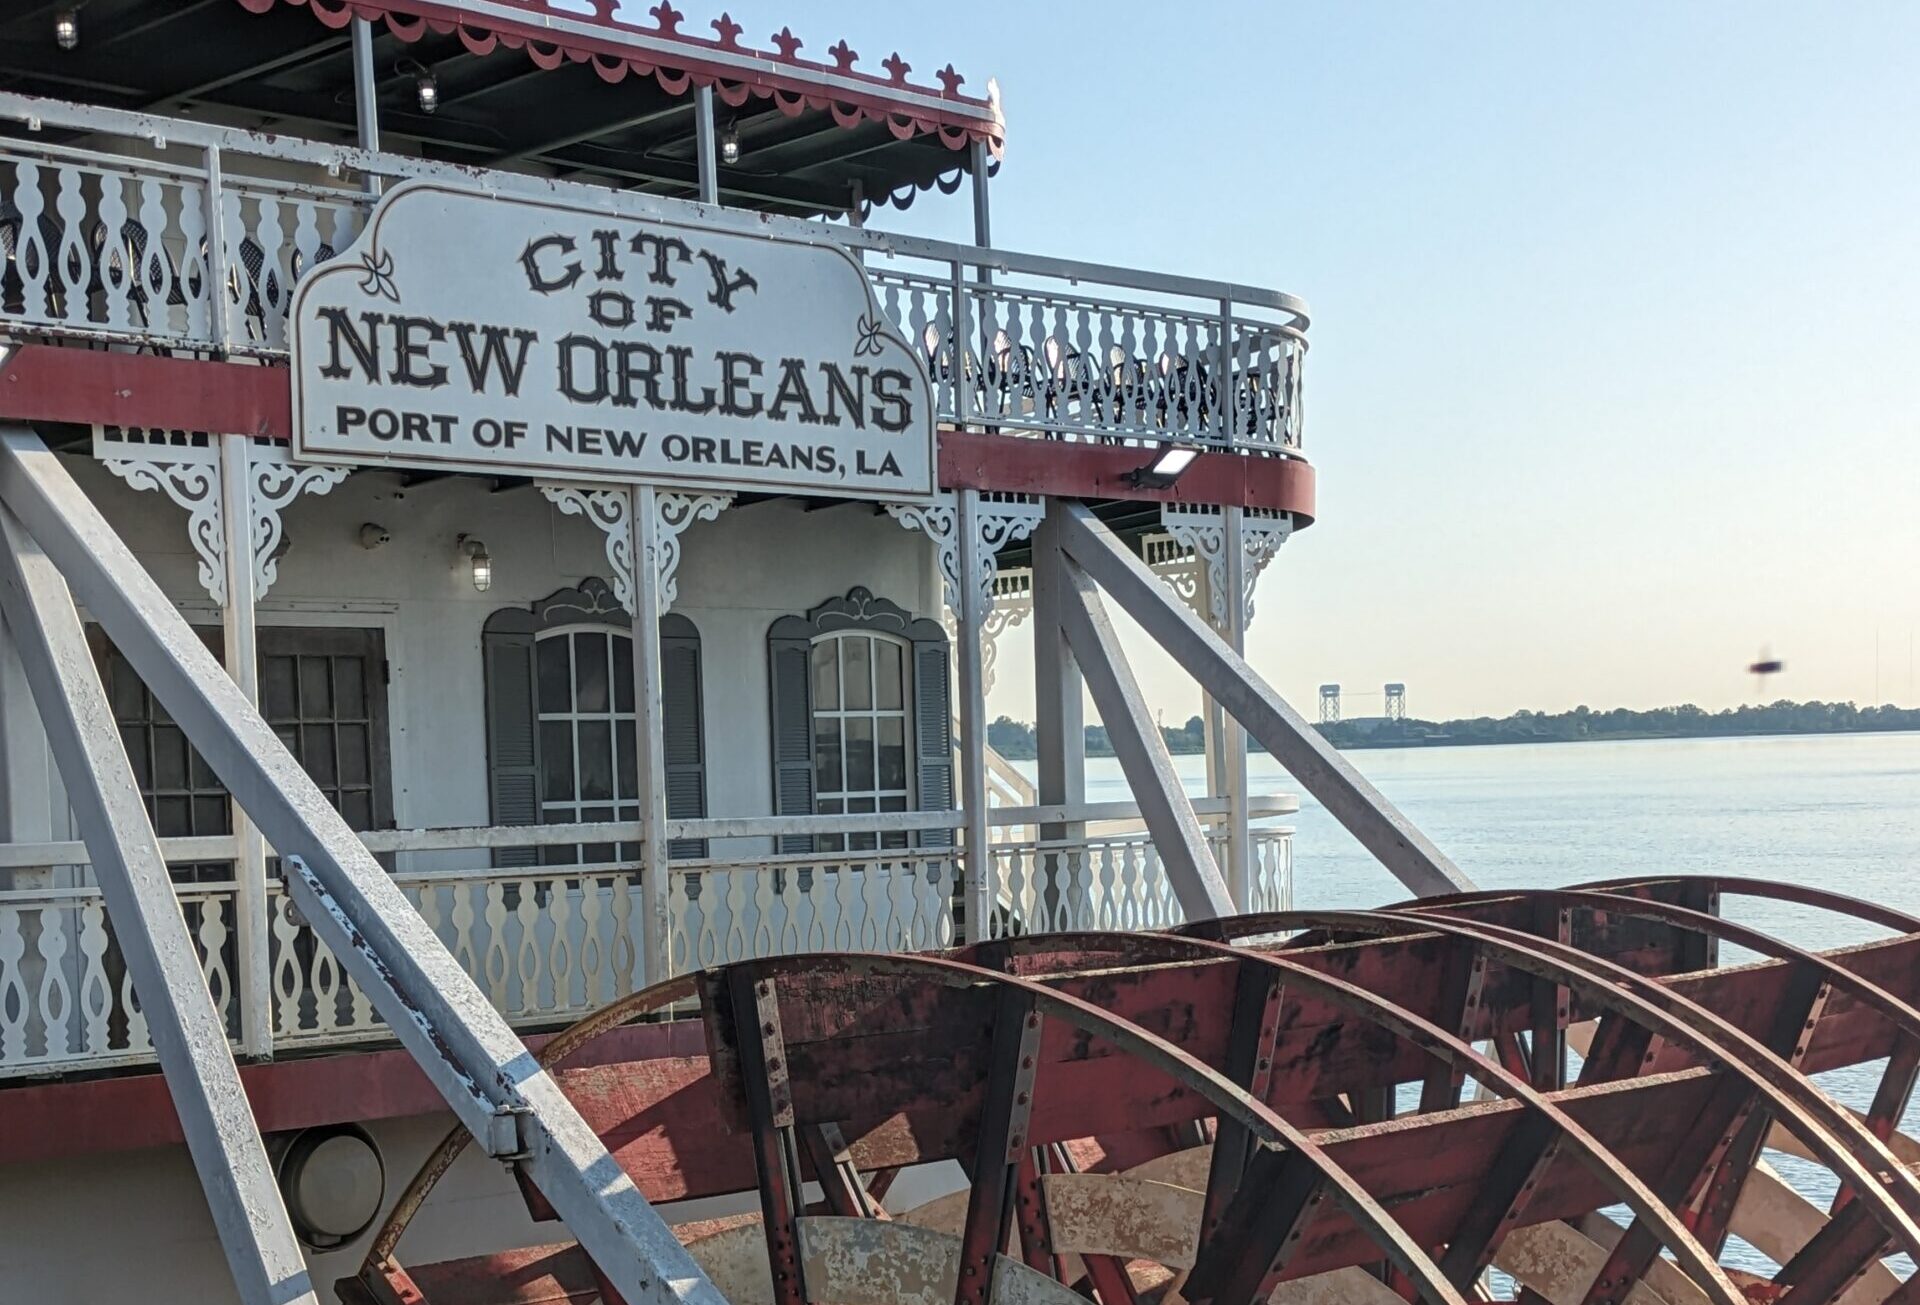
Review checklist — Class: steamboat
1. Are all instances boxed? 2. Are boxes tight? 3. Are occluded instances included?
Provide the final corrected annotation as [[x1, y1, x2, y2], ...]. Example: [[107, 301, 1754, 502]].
[[0, 6, 1913, 1305]]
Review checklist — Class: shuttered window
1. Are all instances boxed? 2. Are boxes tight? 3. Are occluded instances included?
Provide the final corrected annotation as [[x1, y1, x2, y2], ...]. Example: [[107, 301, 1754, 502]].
[[767, 587, 950, 853], [483, 580, 706, 865]]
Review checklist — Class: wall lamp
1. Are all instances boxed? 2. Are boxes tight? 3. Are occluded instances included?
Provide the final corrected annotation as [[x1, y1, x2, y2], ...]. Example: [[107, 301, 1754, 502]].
[[55, 7, 81, 51], [457, 534, 491, 592], [719, 120, 741, 166], [398, 59, 438, 113], [1126, 444, 1200, 490]]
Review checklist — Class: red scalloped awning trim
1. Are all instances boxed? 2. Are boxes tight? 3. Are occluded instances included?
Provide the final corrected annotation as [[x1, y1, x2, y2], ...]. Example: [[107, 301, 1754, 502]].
[[229, 0, 1005, 156]]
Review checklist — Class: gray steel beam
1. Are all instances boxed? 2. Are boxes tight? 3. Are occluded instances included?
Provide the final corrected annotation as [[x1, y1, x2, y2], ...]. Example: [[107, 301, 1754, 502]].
[[0, 427, 727, 1305], [1050, 501, 1473, 898], [1054, 543, 1232, 921], [0, 506, 317, 1305]]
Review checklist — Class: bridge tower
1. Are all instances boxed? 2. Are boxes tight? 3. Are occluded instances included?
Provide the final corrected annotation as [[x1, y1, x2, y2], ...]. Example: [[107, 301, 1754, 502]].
[[1385, 683, 1406, 721], [1319, 684, 1341, 724]]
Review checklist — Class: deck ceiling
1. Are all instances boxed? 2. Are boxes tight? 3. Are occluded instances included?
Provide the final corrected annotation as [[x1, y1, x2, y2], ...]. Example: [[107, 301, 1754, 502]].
[[0, 0, 984, 218]]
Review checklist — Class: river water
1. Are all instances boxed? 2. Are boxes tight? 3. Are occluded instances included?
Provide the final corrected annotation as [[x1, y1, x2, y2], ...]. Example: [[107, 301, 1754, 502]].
[[1048, 731, 1920, 1276]]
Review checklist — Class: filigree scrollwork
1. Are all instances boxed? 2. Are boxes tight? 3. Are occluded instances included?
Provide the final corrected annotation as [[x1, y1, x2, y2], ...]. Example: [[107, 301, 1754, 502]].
[[1160, 505, 1231, 633], [102, 458, 224, 604], [541, 484, 635, 609], [1241, 509, 1294, 627], [885, 492, 961, 614], [654, 491, 730, 613], [981, 591, 1033, 695], [1161, 505, 1294, 631], [251, 457, 350, 599], [887, 491, 1042, 618], [542, 485, 730, 615]]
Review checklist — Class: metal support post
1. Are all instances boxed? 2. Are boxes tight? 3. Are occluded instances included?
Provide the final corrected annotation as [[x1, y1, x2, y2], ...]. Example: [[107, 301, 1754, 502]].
[[1220, 504, 1252, 908], [0, 428, 728, 1305], [954, 491, 992, 940], [351, 18, 382, 196], [694, 84, 719, 205], [219, 436, 272, 1057], [1051, 501, 1472, 898], [970, 138, 992, 250], [630, 485, 673, 984], [0, 505, 317, 1305]]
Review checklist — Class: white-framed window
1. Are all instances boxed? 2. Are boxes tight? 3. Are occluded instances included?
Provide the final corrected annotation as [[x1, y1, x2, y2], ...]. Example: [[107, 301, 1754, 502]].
[[810, 631, 912, 851], [535, 624, 638, 864]]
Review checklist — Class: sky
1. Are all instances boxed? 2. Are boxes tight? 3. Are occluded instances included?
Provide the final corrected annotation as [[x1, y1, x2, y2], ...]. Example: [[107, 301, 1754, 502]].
[[652, 3, 1920, 722]]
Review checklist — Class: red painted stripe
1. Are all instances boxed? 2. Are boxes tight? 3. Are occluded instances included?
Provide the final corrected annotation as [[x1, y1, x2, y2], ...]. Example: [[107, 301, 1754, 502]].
[[937, 429, 1316, 522], [0, 1019, 703, 1165], [0, 348, 1315, 518]]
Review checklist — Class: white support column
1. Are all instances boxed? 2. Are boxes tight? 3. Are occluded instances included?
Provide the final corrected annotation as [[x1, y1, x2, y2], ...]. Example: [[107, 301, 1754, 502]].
[[886, 491, 1040, 941], [1219, 505, 1251, 910], [542, 482, 727, 983], [1031, 511, 1084, 848], [218, 436, 271, 1056], [953, 491, 991, 940], [629, 485, 671, 984]]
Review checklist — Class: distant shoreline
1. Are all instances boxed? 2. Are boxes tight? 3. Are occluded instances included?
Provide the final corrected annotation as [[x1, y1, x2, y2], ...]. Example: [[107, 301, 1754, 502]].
[[988, 704, 1920, 761], [1316, 724, 1920, 752]]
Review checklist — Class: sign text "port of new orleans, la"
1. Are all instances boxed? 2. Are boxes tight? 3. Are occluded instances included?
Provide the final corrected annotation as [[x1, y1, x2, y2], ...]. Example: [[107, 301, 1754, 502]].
[[290, 181, 936, 499]]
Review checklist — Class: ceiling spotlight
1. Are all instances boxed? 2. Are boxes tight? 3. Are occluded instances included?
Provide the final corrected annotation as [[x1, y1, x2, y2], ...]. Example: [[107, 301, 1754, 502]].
[[54, 9, 79, 51], [1126, 444, 1200, 490], [414, 67, 439, 114], [719, 122, 740, 166], [457, 534, 491, 592]]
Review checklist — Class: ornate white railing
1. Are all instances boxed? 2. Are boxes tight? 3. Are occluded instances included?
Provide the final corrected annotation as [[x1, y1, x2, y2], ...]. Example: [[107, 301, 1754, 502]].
[[0, 800, 1293, 1074], [0, 94, 1308, 454], [988, 828, 1293, 937]]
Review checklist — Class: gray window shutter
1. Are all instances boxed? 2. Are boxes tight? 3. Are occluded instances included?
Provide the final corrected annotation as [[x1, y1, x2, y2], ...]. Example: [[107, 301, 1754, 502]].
[[767, 624, 815, 854], [661, 614, 707, 859], [912, 633, 953, 849], [482, 617, 539, 868]]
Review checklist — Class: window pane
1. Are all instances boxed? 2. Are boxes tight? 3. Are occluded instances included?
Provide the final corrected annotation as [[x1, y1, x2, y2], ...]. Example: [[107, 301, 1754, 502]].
[[299, 657, 333, 718], [193, 795, 228, 835], [338, 724, 370, 785], [843, 636, 872, 710], [155, 795, 191, 837], [153, 725, 188, 789], [262, 655, 297, 720], [578, 720, 614, 800], [616, 721, 637, 800], [811, 640, 839, 710], [612, 635, 635, 714], [121, 727, 150, 788], [537, 636, 572, 714], [540, 720, 575, 800], [109, 656, 144, 718], [875, 639, 903, 709], [877, 718, 906, 790], [302, 725, 338, 786], [574, 633, 610, 713], [845, 718, 875, 791], [813, 719, 843, 792], [336, 658, 367, 719], [340, 790, 373, 831]]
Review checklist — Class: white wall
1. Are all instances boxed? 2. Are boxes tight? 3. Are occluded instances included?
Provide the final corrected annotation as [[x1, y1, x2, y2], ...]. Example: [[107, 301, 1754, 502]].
[[30, 456, 943, 856]]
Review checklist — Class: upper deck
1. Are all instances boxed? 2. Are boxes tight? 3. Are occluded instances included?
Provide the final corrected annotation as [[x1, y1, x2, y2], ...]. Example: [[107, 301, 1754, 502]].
[[0, 0, 1312, 516]]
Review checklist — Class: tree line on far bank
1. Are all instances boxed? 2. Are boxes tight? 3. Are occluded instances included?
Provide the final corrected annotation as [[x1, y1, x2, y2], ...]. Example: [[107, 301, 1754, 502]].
[[986, 700, 1920, 759]]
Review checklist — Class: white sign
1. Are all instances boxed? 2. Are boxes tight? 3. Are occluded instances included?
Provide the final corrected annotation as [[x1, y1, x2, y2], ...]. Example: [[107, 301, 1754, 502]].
[[290, 181, 935, 500]]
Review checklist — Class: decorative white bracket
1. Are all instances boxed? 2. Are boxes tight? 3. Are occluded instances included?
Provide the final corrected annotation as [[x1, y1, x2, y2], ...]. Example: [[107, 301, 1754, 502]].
[[98, 434, 349, 605], [887, 491, 1043, 617], [1161, 504, 1295, 633], [981, 580, 1034, 695], [540, 484, 730, 615]]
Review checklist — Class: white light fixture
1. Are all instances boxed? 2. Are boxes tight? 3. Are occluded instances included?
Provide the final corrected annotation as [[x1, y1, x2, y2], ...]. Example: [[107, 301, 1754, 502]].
[[414, 67, 439, 114], [1127, 444, 1200, 490], [54, 9, 79, 50], [458, 534, 491, 592], [719, 122, 740, 166]]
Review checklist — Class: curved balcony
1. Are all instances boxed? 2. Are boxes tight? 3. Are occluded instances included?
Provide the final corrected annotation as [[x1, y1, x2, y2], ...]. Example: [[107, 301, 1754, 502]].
[[0, 94, 1308, 459]]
